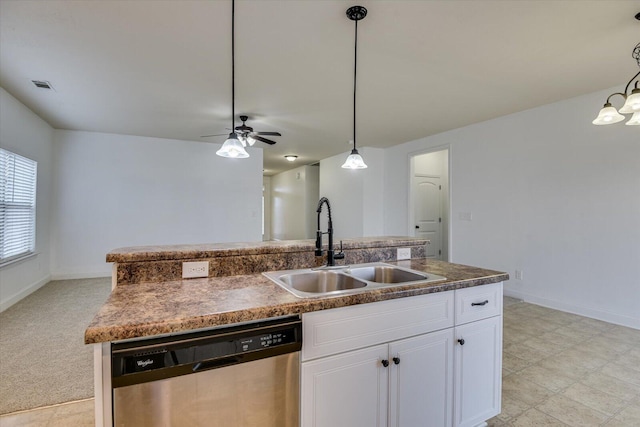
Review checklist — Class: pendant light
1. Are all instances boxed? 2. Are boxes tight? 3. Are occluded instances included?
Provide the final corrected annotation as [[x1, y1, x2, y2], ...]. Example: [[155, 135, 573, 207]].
[[217, 0, 249, 158], [342, 6, 368, 169]]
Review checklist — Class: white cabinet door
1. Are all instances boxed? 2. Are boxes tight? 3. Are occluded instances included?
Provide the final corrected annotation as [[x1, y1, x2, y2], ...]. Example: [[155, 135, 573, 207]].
[[389, 329, 454, 427], [301, 344, 388, 427], [453, 316, 502, 427]]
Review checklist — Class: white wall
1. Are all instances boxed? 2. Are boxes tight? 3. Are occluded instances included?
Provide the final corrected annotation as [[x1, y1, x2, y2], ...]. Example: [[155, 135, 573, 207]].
[[0, 88, 53, 311], [51, 130, 263, 278], [384, 87, 640, 329], [271, 165, 319, 240], [319, 147, 384, 239]]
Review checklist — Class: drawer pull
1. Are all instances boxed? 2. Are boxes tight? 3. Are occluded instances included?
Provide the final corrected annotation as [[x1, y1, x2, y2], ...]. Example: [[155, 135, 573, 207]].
[[471, 300, 489, 306], [457, 338, 465, 346], [392, 357, 400, 365], [381, 359, 389, 368]]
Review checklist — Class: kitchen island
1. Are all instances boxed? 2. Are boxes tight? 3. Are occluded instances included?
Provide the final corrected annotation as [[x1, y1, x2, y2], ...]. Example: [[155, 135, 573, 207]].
[[86, 237, 508, 427]]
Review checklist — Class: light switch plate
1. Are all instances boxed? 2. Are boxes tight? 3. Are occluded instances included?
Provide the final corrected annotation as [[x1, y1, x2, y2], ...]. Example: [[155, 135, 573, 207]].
[[397, 247, 411, 261], [182, 261, 209, 279]]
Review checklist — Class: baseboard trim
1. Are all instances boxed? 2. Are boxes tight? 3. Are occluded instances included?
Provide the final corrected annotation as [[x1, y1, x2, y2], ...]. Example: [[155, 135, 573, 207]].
[[50, 272, 111, 280], [504, 289, 640, 330], [0, 274, 51, 313]]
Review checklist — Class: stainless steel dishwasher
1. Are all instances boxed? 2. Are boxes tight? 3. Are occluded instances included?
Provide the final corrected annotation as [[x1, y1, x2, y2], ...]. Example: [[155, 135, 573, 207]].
[[111, 317, 302, 427]]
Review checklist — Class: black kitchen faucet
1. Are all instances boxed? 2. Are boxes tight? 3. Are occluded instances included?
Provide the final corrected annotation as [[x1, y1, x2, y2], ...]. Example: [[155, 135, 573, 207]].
[[315, 197, 345, 267]]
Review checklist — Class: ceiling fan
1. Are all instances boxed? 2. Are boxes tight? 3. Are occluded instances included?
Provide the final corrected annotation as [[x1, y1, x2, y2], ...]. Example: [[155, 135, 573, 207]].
[[202, 115, 281, 146]]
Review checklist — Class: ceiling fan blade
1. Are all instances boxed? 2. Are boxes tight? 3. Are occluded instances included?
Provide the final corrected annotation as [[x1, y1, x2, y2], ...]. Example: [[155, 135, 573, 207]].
[[251, 135, 277, 145], [254, 131, 281, 136], [201, 133, 228, 138]]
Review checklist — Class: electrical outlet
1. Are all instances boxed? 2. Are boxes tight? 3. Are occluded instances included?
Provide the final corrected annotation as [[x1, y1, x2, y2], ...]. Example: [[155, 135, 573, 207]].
[[515, 270, 523, 280], [397, 247, 411, 261], [182, 261, 209, 279]]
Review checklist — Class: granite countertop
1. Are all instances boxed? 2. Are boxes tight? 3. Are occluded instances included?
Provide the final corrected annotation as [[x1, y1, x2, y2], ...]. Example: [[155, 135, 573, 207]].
[[85, 259, 508, 344], [106, 236, 428, 263]]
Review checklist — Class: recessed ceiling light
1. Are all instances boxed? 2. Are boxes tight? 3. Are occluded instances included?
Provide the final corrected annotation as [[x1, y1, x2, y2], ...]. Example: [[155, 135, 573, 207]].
[[284, 155, 298, 162]]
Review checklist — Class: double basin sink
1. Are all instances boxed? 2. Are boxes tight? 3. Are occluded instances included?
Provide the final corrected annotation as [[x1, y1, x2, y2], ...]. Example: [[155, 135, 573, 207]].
[[263, 262, 446, 298]]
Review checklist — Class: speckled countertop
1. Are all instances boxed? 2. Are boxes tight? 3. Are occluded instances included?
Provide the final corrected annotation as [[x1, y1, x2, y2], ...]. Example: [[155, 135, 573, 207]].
[[85, 259, 508, 344], [106, 236, 427, 262]]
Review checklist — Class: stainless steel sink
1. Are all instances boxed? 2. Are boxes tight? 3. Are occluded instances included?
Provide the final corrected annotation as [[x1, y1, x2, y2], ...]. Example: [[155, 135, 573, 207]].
[[345, 264, 428, 283], [279, 270, 367, 294], [263, 262, 446, 298]]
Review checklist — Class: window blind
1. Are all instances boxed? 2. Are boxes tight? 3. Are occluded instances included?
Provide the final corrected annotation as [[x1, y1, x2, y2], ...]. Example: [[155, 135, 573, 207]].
[[0, 148, 37, 263]]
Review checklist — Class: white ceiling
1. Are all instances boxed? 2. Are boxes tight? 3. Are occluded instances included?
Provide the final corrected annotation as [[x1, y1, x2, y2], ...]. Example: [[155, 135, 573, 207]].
[[1, 1, 639, 175]]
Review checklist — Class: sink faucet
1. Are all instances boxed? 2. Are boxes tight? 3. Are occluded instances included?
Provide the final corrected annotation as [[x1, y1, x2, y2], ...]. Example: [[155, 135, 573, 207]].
[[315, 197, 344, 267]]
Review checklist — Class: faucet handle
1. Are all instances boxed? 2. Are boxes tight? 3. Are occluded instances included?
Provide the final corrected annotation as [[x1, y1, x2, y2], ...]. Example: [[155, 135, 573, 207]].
[[315, 231, 324, 256], [334, 240, 345, 260]]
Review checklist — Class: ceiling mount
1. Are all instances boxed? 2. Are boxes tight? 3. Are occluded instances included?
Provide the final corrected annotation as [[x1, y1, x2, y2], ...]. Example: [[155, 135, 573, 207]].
[[346, 6, 367, 21]]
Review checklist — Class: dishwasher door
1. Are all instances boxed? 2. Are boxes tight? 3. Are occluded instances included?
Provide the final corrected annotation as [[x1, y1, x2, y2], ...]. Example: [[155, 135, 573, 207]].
[[113, 352, 299, 427], [111, 317, 301, 427]]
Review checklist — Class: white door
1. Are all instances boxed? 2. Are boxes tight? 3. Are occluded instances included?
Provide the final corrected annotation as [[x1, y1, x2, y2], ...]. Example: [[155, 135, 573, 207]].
[[301, 344, 389, 427], [413, 176, 442, 259], [453, 316, 502, 427], [389, 329, 454, 427]]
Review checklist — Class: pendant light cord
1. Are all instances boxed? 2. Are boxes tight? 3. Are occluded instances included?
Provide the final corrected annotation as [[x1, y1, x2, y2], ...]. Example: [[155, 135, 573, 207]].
[[353, 18, 358, 151], [231, 0, 235, 131]]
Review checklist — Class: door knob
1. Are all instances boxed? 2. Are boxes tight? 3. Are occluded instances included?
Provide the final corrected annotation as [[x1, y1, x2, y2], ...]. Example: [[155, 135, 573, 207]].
[[457, 338, 465, 346], [415, 225, 419, 229], [392, 357, 400, 365], [381, 359, 389, 367]]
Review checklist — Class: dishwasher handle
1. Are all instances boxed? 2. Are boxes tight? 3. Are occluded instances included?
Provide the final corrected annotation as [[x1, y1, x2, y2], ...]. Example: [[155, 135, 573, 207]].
[[192, 356, 241, 373]]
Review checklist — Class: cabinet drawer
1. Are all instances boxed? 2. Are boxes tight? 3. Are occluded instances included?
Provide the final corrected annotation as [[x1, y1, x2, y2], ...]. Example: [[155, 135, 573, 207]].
[[455, 282, 502, 325], [302, 291, 454, 361]]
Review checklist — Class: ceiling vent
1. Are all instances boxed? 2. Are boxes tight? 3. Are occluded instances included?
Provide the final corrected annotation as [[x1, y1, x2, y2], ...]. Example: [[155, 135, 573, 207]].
[[31, 80, 54, 90]]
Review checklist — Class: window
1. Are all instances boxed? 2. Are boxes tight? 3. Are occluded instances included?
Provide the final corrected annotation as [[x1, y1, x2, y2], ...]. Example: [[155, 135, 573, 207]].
[[0, 148, 37, 263]]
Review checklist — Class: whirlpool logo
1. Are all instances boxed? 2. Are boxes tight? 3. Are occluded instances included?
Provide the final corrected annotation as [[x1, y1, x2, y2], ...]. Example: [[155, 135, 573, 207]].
[[136, 359, 154, 368]]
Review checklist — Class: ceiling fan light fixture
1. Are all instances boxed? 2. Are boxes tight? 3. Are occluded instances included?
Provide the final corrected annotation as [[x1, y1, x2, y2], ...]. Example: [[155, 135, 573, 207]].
[[625, 111, 640, 125], [592, 103, 625, 125], [216, 132, 249, 158]]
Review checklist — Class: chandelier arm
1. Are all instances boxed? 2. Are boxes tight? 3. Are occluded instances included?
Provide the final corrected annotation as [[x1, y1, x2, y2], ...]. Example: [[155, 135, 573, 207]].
[[623, 70, 640, 95], [606, 92, 628, 105]]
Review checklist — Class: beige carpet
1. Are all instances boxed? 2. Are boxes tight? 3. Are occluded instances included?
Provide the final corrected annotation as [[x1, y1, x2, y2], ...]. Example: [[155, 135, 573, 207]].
[[0, 277, 111, 414]]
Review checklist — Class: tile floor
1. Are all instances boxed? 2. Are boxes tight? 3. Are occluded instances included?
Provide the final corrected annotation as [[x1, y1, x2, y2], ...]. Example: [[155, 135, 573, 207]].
[[1, 299, 639, 426], [488, 297, 640, 426]]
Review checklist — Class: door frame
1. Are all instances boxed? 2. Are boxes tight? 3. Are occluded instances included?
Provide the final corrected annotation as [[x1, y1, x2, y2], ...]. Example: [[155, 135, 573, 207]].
[[407, 145, 452, 262]]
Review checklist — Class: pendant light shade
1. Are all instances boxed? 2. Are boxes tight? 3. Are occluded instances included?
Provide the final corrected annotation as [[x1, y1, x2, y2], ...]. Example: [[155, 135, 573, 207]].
[[625, 111, 640, 125], [592, 103, 625, 125], [342, 6, 368, 170], [217, 132, 249, 158], [619, 88, 640, 114], [342, 148, 367, 169]]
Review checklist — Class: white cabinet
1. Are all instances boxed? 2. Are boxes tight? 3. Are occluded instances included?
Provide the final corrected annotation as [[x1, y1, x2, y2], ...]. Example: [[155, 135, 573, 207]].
[[301, 330, 454, 427], [301, 344, 388, 427], [453, 316, 502, 427], [389, 329, 454, 427], [453, 282, 503, 427], [300, 283, 502, 427]]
